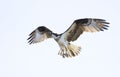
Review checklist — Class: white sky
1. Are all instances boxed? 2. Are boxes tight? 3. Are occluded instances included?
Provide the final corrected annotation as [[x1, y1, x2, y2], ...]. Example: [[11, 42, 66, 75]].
[[0, 0, 120, 77]]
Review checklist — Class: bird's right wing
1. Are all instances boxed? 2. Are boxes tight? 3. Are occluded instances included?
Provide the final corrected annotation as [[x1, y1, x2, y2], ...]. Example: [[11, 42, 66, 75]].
[[27, 26, 52, 44]]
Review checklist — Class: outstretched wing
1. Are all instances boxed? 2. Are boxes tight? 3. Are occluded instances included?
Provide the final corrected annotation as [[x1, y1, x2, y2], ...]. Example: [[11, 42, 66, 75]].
[[62, 18, 109, 42], [27, 26, 52, 44]]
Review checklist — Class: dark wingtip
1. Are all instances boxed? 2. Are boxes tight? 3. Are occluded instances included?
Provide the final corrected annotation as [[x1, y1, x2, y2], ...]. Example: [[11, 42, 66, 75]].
[[100, 28, 104, 31], [104, 25, 109, 27], [27, 34, 35, 45], [102, 27, 108, 30], [95, 18, 110, 24], [27, 35, 32, 40], [95, 19, 106, 21], [101, 25, 109, 31], [29, 30, 35, 36], [102, 21, 110, 24]]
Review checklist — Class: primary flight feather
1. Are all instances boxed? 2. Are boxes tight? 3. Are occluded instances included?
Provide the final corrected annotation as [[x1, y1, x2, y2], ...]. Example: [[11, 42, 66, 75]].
[[27, 18, 109, 58]]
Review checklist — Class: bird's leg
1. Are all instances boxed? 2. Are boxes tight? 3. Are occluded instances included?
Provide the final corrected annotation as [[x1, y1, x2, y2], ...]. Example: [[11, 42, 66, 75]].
[[62, 46, 69, 58], [62, 47, 66, 58], [58, 45, 69, 58], [58, 48, 63, 56]]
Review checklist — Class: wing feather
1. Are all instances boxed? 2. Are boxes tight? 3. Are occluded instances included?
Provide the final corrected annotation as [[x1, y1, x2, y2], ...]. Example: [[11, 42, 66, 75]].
[[62, 18, 109, 42], [27, 26, 52, 44]]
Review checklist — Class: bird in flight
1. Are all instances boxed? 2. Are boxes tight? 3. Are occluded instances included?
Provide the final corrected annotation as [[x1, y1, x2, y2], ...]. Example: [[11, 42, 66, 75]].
[[27, 18, 109, 58]]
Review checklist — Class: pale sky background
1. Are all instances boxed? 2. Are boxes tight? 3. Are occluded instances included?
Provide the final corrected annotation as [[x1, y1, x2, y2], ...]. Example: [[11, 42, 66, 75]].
[[0, 0, 120, 77]]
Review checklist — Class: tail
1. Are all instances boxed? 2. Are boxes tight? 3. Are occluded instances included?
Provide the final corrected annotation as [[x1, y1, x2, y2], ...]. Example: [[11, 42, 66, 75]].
[[67, 43, 81, 57], [58, 43, 81, 58]]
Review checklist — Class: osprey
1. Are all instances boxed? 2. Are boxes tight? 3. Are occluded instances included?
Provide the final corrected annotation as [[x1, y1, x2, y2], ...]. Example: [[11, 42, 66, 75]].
[[27, 18, 109, 58]]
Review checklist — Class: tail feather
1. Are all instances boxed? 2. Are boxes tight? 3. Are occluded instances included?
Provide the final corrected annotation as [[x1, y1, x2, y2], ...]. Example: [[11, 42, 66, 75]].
[[68, 44, 81, 57], [58, 43, 81, 58]]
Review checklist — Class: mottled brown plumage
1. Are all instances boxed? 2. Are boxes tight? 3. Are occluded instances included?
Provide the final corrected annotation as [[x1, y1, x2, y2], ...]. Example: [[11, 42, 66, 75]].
[[27, 18, 109, 58], [63, 18, 109, 42]]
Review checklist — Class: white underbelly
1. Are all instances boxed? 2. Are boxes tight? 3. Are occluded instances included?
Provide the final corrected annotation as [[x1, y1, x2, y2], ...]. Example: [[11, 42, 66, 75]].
[[58, 36, 68, 47]]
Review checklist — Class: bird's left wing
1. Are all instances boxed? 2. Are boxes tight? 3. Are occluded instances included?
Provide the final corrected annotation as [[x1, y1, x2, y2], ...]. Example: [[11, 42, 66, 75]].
[[62, 18, 109, 42], [27, 26, 52, 44]]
